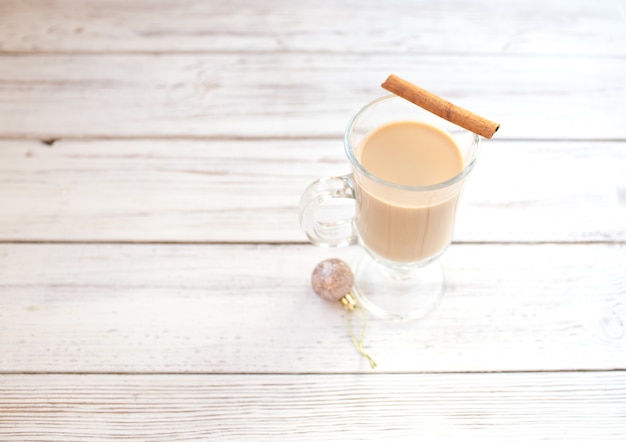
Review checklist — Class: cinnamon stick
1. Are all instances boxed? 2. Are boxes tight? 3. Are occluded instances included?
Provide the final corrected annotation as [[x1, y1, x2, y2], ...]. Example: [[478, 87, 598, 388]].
[[381, 74, 500, 139]]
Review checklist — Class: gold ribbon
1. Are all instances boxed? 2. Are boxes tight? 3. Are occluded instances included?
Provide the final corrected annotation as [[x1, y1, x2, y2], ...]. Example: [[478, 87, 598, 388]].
[[342, 293, 377, 369]]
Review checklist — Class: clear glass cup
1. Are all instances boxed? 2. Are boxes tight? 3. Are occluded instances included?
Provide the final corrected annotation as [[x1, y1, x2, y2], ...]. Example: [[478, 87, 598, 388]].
[[300, 95, 480, 320]]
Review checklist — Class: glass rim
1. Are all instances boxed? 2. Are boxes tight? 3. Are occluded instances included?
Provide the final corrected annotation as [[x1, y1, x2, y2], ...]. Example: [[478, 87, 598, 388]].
[[344, 94, 481, 192]]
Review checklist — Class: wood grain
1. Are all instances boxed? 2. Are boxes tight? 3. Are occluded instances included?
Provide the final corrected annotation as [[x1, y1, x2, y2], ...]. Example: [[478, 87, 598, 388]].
[[0, 54, 624, 140], [1, 0, 625, 437], [1, 139, 624, 243], [0, 243, 624, 373], [0, 0, 625, 56], [0, 372, 625, 441]]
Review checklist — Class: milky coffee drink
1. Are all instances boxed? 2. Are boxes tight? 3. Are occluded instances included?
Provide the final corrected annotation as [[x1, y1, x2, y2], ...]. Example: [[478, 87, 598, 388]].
[[355, 121, 464, 263]]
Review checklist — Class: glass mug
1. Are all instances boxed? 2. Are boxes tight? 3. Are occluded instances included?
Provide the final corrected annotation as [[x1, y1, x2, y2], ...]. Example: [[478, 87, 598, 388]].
[[299, 95, 480, 320]]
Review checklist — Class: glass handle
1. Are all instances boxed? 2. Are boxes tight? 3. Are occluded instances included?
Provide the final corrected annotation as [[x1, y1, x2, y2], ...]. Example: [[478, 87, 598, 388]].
[[299, 174, 357, 247]]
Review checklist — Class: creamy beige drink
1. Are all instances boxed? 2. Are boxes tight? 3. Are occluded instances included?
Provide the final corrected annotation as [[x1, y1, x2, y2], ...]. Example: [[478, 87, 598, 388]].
[[355, 121, 464, 262]]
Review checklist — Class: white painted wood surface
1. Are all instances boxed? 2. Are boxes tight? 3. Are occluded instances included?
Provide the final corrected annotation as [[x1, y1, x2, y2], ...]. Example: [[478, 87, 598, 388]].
[[1, 243, 624, 373], [0, 0, 624, 56], [1, 372, 624, 441], [0, 139, 624, 242], [0, 54, 624, 140], [0, 0, 625, 439]]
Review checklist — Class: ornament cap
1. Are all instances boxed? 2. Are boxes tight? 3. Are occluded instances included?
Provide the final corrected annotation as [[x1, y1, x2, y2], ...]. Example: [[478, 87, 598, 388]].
[[340, 293, 357, 311]]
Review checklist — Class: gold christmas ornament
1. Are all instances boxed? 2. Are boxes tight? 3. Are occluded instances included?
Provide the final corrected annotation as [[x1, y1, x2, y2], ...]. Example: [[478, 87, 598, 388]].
[[311, 258, 377, 369]]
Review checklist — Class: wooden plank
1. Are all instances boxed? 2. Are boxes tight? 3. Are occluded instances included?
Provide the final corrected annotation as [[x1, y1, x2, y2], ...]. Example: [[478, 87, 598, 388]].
[[0, 0, 624, 56], [0, 372, 625, 441], [0, 243, 624, 373], [0, 54, 624, 140], [0, 139, 624, 243]]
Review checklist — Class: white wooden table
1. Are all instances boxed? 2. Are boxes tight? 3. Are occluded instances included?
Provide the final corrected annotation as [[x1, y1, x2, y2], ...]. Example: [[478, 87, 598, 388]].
[[1, 0, 625, 440]]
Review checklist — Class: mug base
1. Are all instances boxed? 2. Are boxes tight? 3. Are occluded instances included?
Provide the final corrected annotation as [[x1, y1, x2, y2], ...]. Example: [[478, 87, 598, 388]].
[[351, 249, 446, 321]]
